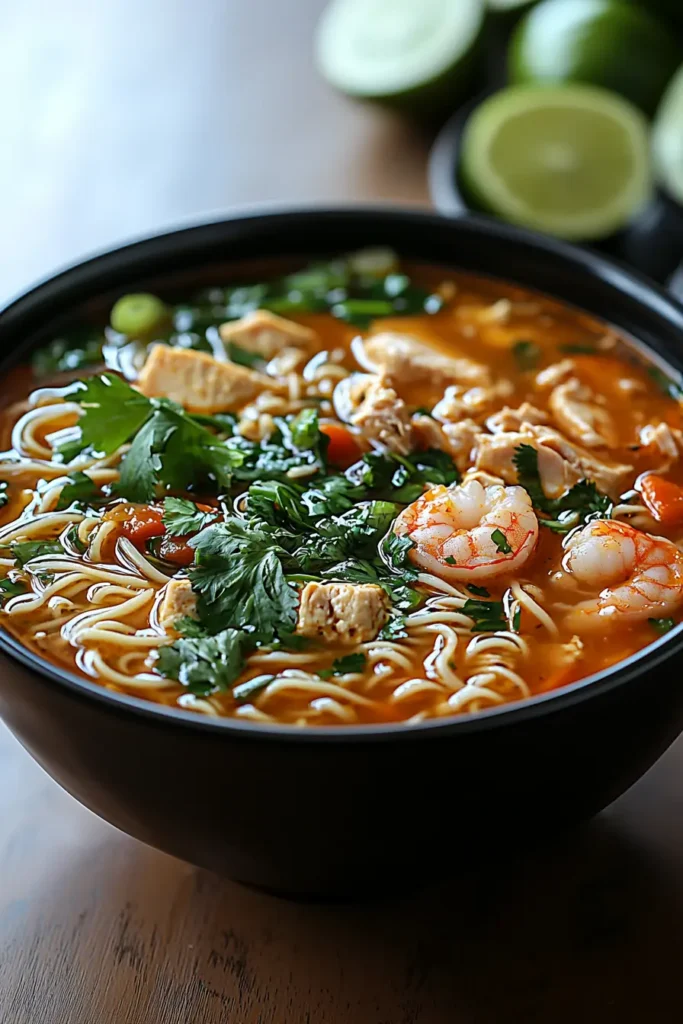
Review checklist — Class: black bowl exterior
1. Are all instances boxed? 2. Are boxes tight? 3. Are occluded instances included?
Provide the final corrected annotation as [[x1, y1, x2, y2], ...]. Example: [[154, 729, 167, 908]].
[[2, 638, 683, 896], [2, 208, 683, 896]]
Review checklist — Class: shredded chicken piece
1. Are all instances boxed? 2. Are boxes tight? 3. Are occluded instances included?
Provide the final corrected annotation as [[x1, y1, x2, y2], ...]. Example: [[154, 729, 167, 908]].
[[158, 579, 197, 630], [442, 419, 481, 473], [548, 378, 618, 448], [410, 414, 450, 452], [639, 422, 683, 466], [363, 332, 490, 387], [541, 635, 585, 683], [431, 381, 514, 423], [486, 403, 548, 434], [474, 423, 632, 498], [296, 582, 389, 646], [340, 375, 414, 454], [219, 309, 316, 360], [138, 345, 277, 413], [535, 359, 575, 389], [265, 346, 309, 377]]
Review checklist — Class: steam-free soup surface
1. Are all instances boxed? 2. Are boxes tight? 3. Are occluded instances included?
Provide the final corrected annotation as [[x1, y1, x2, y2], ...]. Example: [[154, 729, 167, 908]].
[[1, 252, 682, 726]]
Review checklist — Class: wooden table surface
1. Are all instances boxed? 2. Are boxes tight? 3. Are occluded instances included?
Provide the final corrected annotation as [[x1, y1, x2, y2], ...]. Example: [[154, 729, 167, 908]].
[[1, 2, 683, 1022]]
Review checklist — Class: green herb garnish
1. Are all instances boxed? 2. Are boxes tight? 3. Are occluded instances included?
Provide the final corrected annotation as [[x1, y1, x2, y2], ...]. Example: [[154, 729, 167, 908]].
[[55, 471, 100, 511], [649, 617, 676, 635], [513, 444, 612, 533], [318, 653, 367, 679], [648, 367, 683, 401], [512, 339, 541, 370], [491, 529, 512, 554], [162, 497, 216, 537], [462, 599, 509, 634], [11, 540, 63, 566], [0, 577, 28, 603], [156, 627, 249, 697], [224, 341, 263, 369]]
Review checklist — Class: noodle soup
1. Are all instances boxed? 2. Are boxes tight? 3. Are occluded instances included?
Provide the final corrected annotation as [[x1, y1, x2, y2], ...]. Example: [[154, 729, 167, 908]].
[[1, 250, 682, 727]]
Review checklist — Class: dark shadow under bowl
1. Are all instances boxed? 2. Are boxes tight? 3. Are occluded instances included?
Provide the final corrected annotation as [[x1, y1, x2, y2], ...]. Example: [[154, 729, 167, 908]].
[[2, 207, 683, 899]]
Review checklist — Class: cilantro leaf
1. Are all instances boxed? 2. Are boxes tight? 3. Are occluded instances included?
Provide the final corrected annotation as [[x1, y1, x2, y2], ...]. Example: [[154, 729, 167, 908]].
[[467, 584, 490, 597], [649, 617, 676, 635], [379, 613, 408, 640], [118, 405, 244, 502], [0, 577, 28, 603], [462, 598, 509, 634], [648, 367, 683, 401], [301, 474, 365, 517], [162, 497, 216, 537], [248, 479, 312, 532], [317, 501, 398, 561], [32, 330, 104, 378], [513, 444, 549, 511], [513, 443, 612, 533], [559, 343, 597, 355], [382, 532, 417, 576], [156, 627, 249, 696], [224, 341, 263, 369], [11, 540, 63, 566], [318, 653, 366, 679], [358, 448, 459, 503], [491, 528, 512, 554], [227, 414, 327, 484], [189, 519, 299, 638], [512, 340, 541, 370], [55, 471, 100, 511], [66, 373, 153, 457]]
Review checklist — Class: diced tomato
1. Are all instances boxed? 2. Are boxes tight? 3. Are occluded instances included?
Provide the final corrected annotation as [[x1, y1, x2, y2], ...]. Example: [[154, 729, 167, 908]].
[[120, 505, 166, 544], [637, 473, 683, 527], [320, 423, 362, 469], [158, 535, 195, 567]]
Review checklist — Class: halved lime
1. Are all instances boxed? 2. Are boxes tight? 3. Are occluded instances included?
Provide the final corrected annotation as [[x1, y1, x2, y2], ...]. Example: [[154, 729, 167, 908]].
[[509, 0, 682, 117], [460, 84, 652, 240], [315, 0, 485, 116], [653, 64, 683, 206]]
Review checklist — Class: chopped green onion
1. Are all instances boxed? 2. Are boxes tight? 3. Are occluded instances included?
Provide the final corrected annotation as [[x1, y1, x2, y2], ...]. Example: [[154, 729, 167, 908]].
[[110, 293, 169, 337], [491, 528, 512, 554]]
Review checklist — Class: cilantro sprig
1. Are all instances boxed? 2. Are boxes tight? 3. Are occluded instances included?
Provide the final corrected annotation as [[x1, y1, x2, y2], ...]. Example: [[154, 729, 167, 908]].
[[513, 444, 612, 534]]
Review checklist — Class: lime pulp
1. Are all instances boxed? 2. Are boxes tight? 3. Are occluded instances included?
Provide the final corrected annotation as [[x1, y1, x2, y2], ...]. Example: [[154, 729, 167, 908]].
[[460, 84, 653, 241]]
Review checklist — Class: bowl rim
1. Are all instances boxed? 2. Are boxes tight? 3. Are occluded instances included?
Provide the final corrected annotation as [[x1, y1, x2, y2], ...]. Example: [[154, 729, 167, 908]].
[[3, 202, 683, 744]]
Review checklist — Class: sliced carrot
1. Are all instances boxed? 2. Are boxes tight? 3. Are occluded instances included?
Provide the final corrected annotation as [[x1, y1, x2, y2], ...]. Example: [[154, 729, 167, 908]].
[[158, 535, 195, 567], [637, 473, 683, 527], [120, 505, 166, 544], [320, 422, 362, 469]]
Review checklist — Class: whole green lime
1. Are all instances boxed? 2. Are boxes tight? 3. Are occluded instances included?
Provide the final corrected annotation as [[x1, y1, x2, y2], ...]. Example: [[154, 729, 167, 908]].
[[509, 0, 682, 116]]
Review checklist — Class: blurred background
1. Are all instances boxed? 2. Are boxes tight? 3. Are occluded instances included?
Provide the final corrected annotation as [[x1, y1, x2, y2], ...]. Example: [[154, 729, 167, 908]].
[[3, 0, 681, 307], [0, 0, 430, 303]]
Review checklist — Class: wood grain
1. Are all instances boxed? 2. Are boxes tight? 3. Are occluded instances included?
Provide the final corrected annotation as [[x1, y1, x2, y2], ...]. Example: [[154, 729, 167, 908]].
[[1, 2, 683, 1022]]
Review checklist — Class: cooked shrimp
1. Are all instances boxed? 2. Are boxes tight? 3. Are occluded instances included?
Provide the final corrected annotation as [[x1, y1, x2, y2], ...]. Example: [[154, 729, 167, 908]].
[[562, 519, 683, 631], [393, 479, 539, 582]]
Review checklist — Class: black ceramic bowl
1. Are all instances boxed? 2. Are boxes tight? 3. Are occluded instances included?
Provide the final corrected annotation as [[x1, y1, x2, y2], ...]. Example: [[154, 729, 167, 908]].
[[2, 208, 683, 899]]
